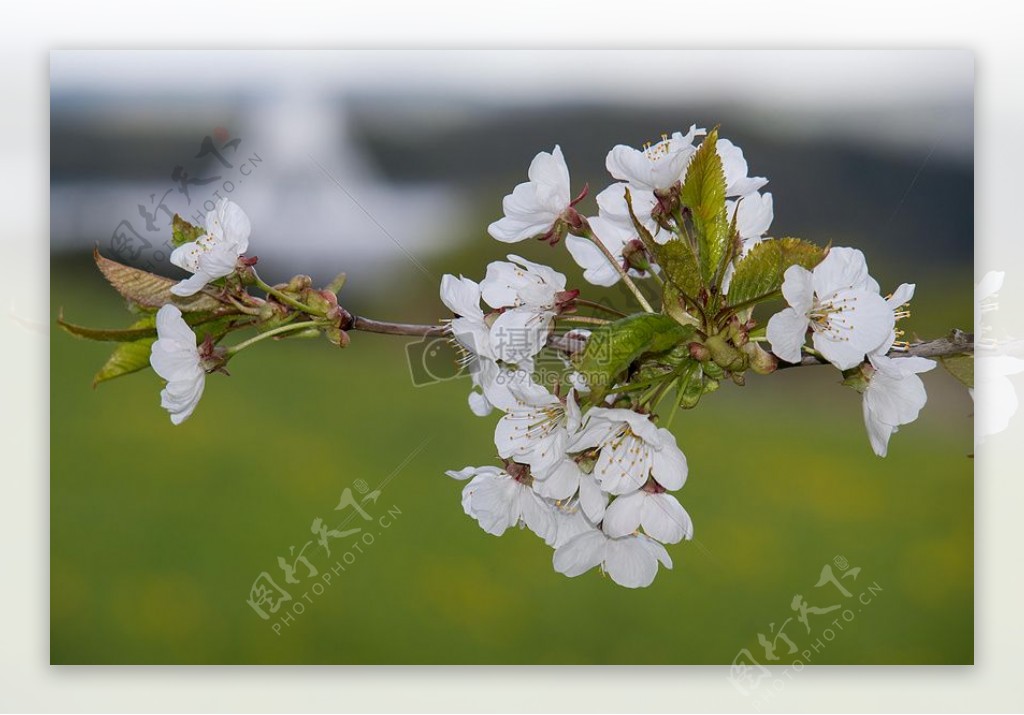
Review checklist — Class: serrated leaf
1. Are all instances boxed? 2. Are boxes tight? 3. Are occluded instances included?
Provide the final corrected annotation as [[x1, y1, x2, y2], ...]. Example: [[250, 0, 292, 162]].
[[623, 188, 703, 301], [725, 237, 827, 309], [171, 214, 205, 247], [680, 128, 729, 284], [94, 339, 156, 387], [680, 129, 726, 225], [94, 247, 221, 312], [576, 313, 695, 400], [91, 318, 159, 387], [653, 238, 702, 300], [940, 354, 974, 389]]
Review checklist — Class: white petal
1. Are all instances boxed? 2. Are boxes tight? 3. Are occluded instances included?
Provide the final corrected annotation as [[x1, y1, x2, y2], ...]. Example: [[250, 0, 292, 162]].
[[578, 472, 608, 523], [489, 308, 551, 363], [440, 274, 483, 319], [467, 390, 493, 417], [812, 247, 871, 296], [519, 488, 559, 545], [780, 264, 814, 314], [887, 283, 915, 310], [641, 493, 693, 544], [650, 429, 688, 490], [602, 491, 644, 537], [603, 537, 659, 588], [552, 530, 606, 578], [565, 234, 621, 287], [216, 198, 252, 252], [533, 459, 581, 500], [766, 307, 810, 364]]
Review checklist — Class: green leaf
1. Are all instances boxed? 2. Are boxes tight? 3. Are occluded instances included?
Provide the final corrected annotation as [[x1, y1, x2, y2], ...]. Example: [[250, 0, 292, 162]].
[[86, 316, 159, 387], [623, 188, 703, 302], [675, 359, 705, 409], [93, 338, 156, 387], [59, 313, 159, 342], [655, 238, 703, 300], [171, 214, 205, 247], [94, 247, 222, 312], [680, 128, 729, 284], [58, 309, 242, 343], [576, 313, 695, 400], [940, 354, 974, 389], [661, 282, 700, 327], [725, 237, 827, 309]]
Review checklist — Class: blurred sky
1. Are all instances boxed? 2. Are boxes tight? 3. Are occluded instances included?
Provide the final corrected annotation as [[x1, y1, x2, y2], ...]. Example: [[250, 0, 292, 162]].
[[50, 50, 973, 292]]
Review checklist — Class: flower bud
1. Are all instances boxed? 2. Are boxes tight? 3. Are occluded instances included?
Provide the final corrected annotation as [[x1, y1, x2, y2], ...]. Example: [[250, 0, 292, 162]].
[[326, 326, 350, 348], [688, 341, 711, 362], [704, 334, 748, 373], [841, 363, 873, 393], [284, 275, 311, 293], [740, 341, 778, 375], [622, 239, 652, 273]]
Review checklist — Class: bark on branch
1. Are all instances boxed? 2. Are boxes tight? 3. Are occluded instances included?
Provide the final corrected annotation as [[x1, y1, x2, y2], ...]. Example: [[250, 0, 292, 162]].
[[777, 330, 974, 369], [346, 317, 974, 368]]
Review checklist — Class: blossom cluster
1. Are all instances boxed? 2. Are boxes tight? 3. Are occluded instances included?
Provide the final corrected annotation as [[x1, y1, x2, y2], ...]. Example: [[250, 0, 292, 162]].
[[149, 198, 253, 423], [441, 126, 936, 588], [441, 256, 691, 588]]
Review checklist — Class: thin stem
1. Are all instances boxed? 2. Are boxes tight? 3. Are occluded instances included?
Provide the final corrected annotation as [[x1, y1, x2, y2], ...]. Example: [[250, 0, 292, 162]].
[[574, 299, 628, 318], [226, 320, 321, 356], [664, 379, 683, 429], [350, 316, 446, 337], [574, 225, 654, 314], [252, 271, 324, 316], [557, 315, 610, 327]]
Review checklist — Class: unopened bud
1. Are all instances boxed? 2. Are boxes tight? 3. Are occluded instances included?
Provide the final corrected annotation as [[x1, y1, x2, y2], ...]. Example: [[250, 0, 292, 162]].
[[740, 341, 777, 375], [841, 363, 873, 393], [326, 326, 350, 348], [688, 341, 711, 362], [704, 334, 748, 373], [622, 239, 651, 273], [286, 274, 313, 293]]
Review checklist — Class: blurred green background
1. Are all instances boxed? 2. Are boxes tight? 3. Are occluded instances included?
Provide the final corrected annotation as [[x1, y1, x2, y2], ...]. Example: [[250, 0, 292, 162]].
[[50, 50, 973, 664], [51, 247, 973, 665]]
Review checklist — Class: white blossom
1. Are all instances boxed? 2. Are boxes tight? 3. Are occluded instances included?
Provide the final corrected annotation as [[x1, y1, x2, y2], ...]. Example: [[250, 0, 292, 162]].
[[169, 198, 251, 297], [494, 387, 580, 479], [532, 460, 609, 523], [605, 125, 704, 192], [440, 274, 546, 415], [488, 146, 572, 243], [602, 488, 694, 544], [570, 407, 687, 495], [766, 247, 895, 370], [565, 184, 666, 287], [862, 355, 936, 457], [552, 527, 672, 588], [149, 304, 205, 425], [447, 465, 558, 544], [480, 256, 567, 363]]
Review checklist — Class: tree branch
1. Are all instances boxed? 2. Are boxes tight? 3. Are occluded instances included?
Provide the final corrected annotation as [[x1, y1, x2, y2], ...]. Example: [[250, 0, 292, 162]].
[[345, 316, 974, 370], [349, 316, 446, 337], [777, 330, 974, 369]]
